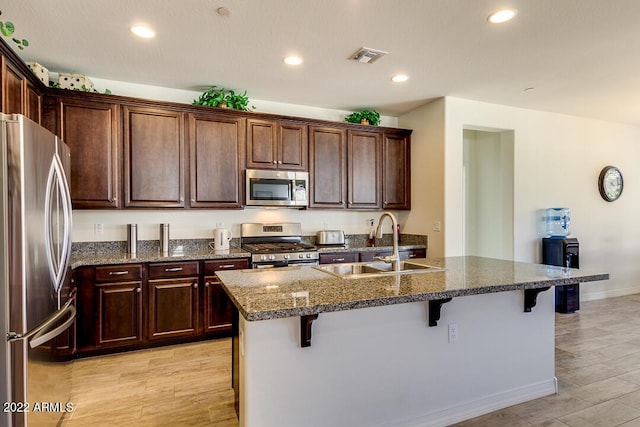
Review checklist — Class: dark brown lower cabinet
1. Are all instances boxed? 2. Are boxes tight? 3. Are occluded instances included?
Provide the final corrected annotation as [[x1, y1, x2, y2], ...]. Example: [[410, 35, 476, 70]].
[[147, 278, 199, 340], [96, 281, 143, 346], [76, 258, 248, 356], [203, 259, 250, 334], [93, 264, 144, 349]]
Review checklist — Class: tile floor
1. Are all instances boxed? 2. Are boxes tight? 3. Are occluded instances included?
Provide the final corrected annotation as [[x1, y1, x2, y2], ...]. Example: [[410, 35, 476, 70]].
[[61, 294, 640, 426]]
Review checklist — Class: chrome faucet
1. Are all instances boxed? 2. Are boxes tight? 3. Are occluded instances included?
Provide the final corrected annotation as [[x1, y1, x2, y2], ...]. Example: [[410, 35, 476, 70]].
[[374, 212, 400, 271]]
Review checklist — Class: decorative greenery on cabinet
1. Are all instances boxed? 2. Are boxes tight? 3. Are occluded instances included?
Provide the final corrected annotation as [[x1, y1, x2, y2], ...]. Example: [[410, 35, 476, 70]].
[[193, 85, 254, 111], [344, 109, 381, 126], [0, 9, 28, 50]]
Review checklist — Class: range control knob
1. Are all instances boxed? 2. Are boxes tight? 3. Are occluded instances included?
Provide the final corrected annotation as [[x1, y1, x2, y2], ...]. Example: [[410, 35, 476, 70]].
[[269, 254, 275, 260], [284, 254, 290, 259], [298, 253, 304, 259], [306, 253, 312, 258], [260, 255, 267, 261]]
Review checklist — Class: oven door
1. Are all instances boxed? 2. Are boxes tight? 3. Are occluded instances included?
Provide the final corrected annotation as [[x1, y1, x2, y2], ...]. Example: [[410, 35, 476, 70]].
[[252, 260, 319, 269]]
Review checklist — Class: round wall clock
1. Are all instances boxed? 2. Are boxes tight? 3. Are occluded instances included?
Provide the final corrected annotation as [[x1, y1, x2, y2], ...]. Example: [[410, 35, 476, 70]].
[[598, 166, 623, 202]]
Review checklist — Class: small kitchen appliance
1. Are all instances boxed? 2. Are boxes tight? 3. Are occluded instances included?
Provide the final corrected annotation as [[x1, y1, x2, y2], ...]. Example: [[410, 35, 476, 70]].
[[241, 223, 318, 268], [316, 230, 345, 246], [214, 228, 232, 253]]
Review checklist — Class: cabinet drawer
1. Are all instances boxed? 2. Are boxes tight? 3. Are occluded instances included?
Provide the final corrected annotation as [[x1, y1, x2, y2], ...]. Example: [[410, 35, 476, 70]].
[[95, 264, 142, 282], [148, 261, 199, 279], [319, 252, 359, 264], [204, 259, 250, 275]]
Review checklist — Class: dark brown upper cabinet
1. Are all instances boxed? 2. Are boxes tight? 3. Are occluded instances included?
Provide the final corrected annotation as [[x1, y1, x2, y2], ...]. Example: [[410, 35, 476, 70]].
[[2, 59, 24, 116], [347, 130, 381, 209], [188, 113, 245, 208], [382, 132, 411, 210], [55, 98, 121, 208], [309, 126, 347, 208], [124, 105, 185, 208], [246, 119, 308, 170]]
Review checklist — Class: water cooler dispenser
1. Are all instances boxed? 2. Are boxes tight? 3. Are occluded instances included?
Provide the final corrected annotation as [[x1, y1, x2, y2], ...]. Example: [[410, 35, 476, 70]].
[[542, 237, 580, 313]]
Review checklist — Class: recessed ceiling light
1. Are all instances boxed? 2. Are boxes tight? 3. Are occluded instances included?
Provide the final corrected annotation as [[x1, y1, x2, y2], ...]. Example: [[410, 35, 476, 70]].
[[487, 9, 517, 24], [130, 24, 155, 38], [391, 74, 409, 83], [216, 7, 231, 17], [283, 56, 303, 66]]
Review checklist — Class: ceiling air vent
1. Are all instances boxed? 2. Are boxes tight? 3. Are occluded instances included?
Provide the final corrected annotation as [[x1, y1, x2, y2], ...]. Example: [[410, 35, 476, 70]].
[[349, 47, 388, 64]]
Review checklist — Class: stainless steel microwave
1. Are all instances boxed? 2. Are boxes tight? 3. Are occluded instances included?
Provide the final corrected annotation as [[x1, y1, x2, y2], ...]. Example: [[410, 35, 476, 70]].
[[245, 169, 309, 207]]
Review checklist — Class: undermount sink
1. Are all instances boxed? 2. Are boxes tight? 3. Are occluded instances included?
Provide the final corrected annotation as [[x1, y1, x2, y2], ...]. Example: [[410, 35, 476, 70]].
[[313, 261, 444, 279]]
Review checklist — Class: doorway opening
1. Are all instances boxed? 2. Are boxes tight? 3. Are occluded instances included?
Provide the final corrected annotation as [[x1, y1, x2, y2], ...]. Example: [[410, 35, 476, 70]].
[[462, 128, 514, 259]]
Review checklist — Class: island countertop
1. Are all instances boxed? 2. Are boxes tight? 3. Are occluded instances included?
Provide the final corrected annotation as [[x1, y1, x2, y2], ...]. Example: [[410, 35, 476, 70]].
[[216, 256, 609, 321]]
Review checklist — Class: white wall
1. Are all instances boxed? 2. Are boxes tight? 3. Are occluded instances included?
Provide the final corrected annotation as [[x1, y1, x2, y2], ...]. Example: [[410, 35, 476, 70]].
[[397, 99, 446, 257], [73, 208, 403, 242], [434, 96, 640, 300]]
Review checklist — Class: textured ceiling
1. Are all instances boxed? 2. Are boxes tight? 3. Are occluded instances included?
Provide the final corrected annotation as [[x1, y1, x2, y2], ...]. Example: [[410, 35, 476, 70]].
[[4, 0, 640, 125]]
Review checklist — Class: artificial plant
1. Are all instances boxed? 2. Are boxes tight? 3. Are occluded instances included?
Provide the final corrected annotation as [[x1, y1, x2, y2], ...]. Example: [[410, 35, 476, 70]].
[[344, 109, 381, 126]]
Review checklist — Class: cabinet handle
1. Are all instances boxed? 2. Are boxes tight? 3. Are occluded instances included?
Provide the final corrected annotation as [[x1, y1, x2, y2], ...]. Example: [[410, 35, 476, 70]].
[[273, 160, 277, 164], [109, 271, 129, 276], [278, 161, 282, 164], [165, 267, 183, 272], [409, 254, 416, 258], [193, 283, 198, 289], [219, 264, 235, 269], [135, 287, 141, 293], [334, 258, 345, 262]]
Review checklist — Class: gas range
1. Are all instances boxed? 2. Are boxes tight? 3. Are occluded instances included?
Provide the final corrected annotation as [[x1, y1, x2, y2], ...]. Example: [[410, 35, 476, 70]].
[[241, 223, 319, 267]]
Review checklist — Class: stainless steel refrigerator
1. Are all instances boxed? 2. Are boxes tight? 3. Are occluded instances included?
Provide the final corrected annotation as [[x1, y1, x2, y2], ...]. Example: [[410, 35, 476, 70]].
[[1, 114, 75, 426]]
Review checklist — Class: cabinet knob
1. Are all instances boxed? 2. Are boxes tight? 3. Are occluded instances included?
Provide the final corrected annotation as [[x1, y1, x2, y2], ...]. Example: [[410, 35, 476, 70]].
[[193, 283, 198, 289], [136, 287, 141, 293], [205, 282, 210, 287], [273, 160, 277, 164], [278, 161, 282, 164]]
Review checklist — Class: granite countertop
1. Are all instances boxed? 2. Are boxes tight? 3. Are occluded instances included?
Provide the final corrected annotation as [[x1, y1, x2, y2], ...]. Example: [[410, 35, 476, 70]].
[[69, 247, 251, 269], [216, 256, 609, 321]]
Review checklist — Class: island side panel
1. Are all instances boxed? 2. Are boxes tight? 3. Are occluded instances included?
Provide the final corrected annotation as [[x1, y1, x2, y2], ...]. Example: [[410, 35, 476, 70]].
[[238, 289, 555, 427]]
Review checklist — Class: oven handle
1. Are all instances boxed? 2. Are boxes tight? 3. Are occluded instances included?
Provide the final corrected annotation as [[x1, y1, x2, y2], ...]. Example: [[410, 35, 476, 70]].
[[252, 261, 318, 269]]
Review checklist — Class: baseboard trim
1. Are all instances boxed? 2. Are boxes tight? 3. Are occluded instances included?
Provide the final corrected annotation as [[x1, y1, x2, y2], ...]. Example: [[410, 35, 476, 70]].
[[388, 379, 556, 427], [581, 288, 639, 302]]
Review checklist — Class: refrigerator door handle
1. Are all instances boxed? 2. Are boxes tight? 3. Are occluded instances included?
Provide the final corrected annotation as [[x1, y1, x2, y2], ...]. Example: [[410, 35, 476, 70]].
[[44, 152, 73, 293], [6, 297, 75, 345]]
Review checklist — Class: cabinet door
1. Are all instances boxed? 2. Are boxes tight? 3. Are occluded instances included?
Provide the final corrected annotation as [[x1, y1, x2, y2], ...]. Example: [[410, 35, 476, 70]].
[[348, 130, 381, 209], [279, 122, 308, 170], [148, 278, 199, 340], [95, 281, 143, 346], [59, 98, 120, 208], [3, 59, 23, 115], [383, 133, 411, 210], [246, 119, 277, 169], [189, 113, 245, 208], [25, 81, 42, 124], [124, 106, 185, 207], [203, 277, 233, 333], [309, 126, 347, 208]]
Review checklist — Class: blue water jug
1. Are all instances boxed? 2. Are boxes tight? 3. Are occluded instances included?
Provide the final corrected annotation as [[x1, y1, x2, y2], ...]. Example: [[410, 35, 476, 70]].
[[545, 208, 571, 237]]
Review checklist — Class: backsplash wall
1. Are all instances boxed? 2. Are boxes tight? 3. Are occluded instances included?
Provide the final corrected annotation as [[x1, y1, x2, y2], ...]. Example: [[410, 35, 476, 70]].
[[72, 209, 411, 243]]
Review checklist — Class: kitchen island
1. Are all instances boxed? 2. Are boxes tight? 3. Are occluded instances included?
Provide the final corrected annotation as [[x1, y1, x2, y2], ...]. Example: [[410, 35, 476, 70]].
[[216, 256, 608, 427]]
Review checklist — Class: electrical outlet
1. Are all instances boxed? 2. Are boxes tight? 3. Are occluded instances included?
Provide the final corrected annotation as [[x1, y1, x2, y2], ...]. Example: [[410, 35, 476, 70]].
[[94, 223, 104, 235], [448, 323, 458, 343], [433, 221, 441, 232]]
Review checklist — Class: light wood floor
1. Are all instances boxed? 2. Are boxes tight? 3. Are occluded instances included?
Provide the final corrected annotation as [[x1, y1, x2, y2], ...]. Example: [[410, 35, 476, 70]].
[[61, 294, 640, 426], [60, 339, 237, 426]]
